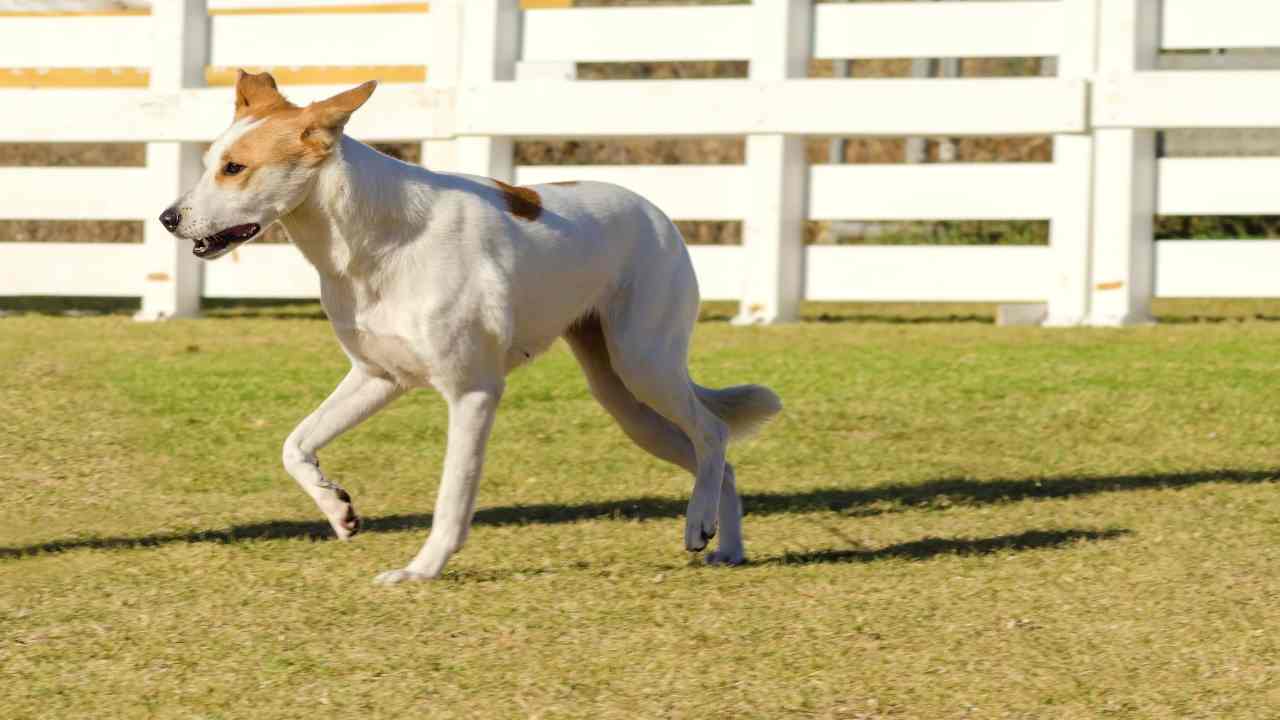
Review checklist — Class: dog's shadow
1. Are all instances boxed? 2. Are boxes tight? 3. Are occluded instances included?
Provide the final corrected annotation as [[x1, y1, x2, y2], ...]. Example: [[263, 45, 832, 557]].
[[4, 468, 1271, 562]]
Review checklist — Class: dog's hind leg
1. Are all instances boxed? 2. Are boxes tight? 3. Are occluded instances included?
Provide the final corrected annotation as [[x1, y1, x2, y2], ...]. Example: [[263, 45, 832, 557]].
[[704, 463, 743, 565], [282, 366, 403, 539], [565, 314, 746, 563], [599, 304, 730, 555], [564, 314, 695, 473]]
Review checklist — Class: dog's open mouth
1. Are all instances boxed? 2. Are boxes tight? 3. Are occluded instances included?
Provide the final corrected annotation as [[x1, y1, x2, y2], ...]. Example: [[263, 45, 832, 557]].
[[192, 223, 261, 259]]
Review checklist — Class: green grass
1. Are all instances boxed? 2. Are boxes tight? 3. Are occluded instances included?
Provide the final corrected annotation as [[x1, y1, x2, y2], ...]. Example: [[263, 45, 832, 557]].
[[4, 304, 1280, 719]]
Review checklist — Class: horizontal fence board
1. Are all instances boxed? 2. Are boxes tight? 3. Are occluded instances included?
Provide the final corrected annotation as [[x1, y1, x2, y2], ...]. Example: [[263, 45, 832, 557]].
[[1158, 158, 1280, 215], [210, 12, 432, 67], [813, 1, 1064, 60], [461, 80, 758, 136], [809, 163, 1058, 221], [1162, 0, 1280, 50], [2, 79, 1083, 141], [1095, 71, 1280, 128], [771, 79, 1086, 135], [0, 17, 151, 68], [804, 245, 1051, 302], [517, 167, 1064, 227], [1155, 240, 1280, 298], [0, 168, 152, 220], [521, 6, 751, 63], [512, 165, 746, 220], [0, 85, 448, 142], [203, 244, 320, 299], [0, 243, 147, 296], [687, 245, 745, 302], [461, 78, 1087, 137]]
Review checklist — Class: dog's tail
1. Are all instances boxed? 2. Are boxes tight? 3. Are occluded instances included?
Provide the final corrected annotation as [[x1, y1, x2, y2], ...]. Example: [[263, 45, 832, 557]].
[[694, 383, 783, 442]]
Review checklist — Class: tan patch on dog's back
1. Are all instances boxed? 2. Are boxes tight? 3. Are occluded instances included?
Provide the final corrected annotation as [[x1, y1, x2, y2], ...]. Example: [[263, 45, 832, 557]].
[[550, 181, 579, 186], [493, 180, 542, 221]]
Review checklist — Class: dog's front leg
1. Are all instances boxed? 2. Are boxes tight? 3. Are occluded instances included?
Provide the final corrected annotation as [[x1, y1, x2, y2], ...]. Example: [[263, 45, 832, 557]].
[[375, 382, 504, 584], [282, 366, 403, 539]]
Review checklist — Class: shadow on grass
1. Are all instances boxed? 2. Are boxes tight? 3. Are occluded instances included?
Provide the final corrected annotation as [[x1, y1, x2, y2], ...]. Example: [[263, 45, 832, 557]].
[[760, 528, 1129, 566], [0, 296, 139, 316], [2, 468, 1271, 560], [201, 299, 327, 320]]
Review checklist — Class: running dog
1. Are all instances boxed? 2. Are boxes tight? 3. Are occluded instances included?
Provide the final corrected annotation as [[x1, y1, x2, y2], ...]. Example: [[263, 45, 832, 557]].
[[159, 71, 782, 583]]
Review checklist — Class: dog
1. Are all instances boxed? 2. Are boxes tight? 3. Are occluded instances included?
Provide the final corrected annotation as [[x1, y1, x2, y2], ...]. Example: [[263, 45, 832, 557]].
[[159, 71, 782, 583]]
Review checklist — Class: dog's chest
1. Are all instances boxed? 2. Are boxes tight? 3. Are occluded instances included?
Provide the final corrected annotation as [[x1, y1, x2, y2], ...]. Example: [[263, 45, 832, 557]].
[[333, 325, 430, 386]]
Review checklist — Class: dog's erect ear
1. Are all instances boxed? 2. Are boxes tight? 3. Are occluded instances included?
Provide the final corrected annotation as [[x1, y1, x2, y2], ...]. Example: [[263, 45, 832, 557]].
[[301, 81, 377, 152], [234, 70, 289, 120]]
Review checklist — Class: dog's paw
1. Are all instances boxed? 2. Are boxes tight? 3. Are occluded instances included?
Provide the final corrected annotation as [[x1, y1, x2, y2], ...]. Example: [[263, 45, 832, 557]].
[[684, 491, 719, 551], [684, 514, 717, 552], [325, 504, 361, 541], [373, 568, 434, 585], [316, 490, 361, 540], [704, 549, 746, 566]]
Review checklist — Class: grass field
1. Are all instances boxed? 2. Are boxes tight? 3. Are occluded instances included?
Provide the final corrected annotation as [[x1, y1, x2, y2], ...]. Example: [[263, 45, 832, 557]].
[[3, 302, 1280, 719]]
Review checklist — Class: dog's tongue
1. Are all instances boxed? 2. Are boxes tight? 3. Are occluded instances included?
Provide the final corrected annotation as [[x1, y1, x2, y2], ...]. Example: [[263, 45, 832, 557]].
[[225, 223, 259, 239]]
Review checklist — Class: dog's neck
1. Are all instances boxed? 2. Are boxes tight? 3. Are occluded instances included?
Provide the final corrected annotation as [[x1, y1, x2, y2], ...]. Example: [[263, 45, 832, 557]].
[[278, 135, 431, 278]]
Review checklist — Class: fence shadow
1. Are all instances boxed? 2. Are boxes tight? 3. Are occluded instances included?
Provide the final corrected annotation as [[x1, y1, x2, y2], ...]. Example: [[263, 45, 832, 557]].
[[3, 468, 1272, 559], [759, 528, 1129, 566]]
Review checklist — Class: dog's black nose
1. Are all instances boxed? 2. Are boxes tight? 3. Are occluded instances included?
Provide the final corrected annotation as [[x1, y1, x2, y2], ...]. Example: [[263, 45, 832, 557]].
[[159, 207, 182, 232]]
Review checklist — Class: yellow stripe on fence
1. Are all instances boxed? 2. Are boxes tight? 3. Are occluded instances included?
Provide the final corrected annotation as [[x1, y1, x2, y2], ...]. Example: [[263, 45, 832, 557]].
[[0, 9, 150, 17], [0, 66, 425, 88], [0, 1, 568, 18], [206, 65, 426, 84], [209, 1, 565, 12], [208, 3, 428, 15], [0, 68, 149, 88]]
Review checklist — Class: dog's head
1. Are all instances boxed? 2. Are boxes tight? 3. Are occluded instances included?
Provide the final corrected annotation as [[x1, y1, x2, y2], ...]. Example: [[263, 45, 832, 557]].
[[158, 71, 376, 260]]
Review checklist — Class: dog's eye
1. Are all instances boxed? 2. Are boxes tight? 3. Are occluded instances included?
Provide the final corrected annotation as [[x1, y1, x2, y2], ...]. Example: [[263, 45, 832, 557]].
[[222, 162, 246, 176]]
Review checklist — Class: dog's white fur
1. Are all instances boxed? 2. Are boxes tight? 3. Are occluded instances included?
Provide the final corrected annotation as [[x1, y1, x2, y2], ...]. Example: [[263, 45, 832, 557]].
[[163, 74, 781, 583]]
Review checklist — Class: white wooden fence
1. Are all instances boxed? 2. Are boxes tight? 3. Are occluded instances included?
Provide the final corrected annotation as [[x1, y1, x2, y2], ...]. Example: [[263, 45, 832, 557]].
[[0, 0, 1276, 324]]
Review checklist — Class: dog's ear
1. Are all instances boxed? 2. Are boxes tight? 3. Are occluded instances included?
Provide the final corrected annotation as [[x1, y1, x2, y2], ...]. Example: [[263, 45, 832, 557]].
[[301, 81, 377, 153], [234, 70, 289, 120]]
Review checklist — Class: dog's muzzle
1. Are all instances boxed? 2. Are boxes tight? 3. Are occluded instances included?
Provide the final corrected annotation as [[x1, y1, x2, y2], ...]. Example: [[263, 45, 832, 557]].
[[192, 223, 262, 260]]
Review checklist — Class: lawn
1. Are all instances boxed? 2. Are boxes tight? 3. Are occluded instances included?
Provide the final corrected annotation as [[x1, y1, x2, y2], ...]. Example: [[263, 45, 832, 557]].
[[3, 301, 1279, 719]]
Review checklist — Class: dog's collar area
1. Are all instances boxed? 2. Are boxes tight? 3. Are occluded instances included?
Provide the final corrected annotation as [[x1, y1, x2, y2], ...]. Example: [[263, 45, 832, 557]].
[[193, 223, 261, 259]]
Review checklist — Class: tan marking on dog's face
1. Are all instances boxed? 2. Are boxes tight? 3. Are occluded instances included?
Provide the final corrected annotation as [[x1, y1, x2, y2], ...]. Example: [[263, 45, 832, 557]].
[[215, 108, 328, 188], [214, 76, 379, 187], [493, 180, 543, 221]]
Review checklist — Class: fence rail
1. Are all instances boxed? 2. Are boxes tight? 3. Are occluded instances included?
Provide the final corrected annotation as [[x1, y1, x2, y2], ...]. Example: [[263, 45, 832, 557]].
[[0, 0, 1277, 324]]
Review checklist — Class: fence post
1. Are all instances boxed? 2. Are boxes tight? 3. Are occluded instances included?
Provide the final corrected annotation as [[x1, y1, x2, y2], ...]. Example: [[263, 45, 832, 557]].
[[430, 0, 520, 180], [733, 0, 811, 325], [421, 0, 461, 171], [1044, 0, 1100, 326], [136, 0, 208, 321], [1089, 0, 1160, 326]]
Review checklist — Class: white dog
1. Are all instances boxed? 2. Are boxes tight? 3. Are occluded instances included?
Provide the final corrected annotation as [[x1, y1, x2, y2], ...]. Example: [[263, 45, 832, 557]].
[[160, 72, 782, 583]]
